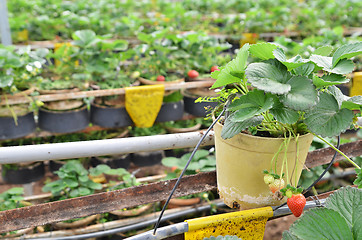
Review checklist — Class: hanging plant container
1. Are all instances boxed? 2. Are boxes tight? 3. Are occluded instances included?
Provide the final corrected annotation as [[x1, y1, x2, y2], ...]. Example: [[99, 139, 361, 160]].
[[0, 88, 37, 140], [163, 119, 202, 133], [155, 100, 184, 123], [213, 121, 314, 210], [52, 214, 99, 229], [2, 162, 45, 184], [182, 88, 218, 117], [0, 107, 36, 140], [90, 154, 131, 170], [110, 203, 153, 217], [131, 150, 164, 167], [162, 197, 201, 209], [38, 102, 89, 133], [90, 96, 133, 128]]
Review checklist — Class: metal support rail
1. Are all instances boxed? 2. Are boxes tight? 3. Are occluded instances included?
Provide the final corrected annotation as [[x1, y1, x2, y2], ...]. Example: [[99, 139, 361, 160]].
[[0, 80, 215, 105]]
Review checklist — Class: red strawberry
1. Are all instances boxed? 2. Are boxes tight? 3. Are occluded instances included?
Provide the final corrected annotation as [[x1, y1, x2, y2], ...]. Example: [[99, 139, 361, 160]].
[[187, 70, 199, 79], [156, 75, 165, 82], [211, 66, 219, 72], [287, 194, 306, 217], [268, 178, 285, 193]]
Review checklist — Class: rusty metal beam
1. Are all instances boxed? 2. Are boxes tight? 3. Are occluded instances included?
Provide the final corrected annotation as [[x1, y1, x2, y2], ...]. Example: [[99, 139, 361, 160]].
[[306, 139, 362, 168], [0, 140, 361, 233], [0, 171, 217, 233]]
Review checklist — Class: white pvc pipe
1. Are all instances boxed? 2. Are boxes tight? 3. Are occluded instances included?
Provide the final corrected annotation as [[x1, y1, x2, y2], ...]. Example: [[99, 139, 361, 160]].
[[0, 131, 215, 164], [0, 0, 12, 45]]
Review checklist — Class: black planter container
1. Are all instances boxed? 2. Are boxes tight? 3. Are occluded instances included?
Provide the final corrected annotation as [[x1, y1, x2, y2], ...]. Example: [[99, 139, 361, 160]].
[[38, 105, 90, 133], [155, 101, 184, 123], [183, 91, 218, 117], [2, 162, 45, 184], [90, 103, 133, 128], [131, 150, 164, 167], [0, 112, 36, 140], [90, 154, 131, 169], [48, 160, 66, 173]]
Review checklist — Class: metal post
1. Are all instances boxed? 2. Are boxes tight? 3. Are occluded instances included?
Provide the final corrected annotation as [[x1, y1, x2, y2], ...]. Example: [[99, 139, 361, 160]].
[[0, 0, 12, 45]]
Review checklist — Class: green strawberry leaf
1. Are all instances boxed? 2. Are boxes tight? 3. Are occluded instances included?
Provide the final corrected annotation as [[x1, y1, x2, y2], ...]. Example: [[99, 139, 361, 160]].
[[280, 76, 318, 111], [310, 55, 355, 75], [325, 186, 362, 239], [314, 46, 333, 56], [285, 208, 353, 240], [221, 115, 263, 139], [332, 42, 362, 67], [354, 169, 362, 188], [341, 96, 362, 110], [0, 75, 13, 88], [326, 85, 348, 107], [313, 74, 350, 88], [211, 44, 249, 89], [227, 89, 274, 122], [270, 99, 300, 124], [293, 62, 315, 76], [72, 29, 100, 48], [246, 62, 293, 94], [249, 42, 278, 60], [273, 48, 308, 70], [304, 92, 354, 137], [282, 230, 303, 240]]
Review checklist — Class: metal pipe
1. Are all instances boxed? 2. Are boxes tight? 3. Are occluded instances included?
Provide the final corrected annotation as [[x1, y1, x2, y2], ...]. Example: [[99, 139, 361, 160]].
[[0, 130, 214, 164], [30, 201, 226, 240]]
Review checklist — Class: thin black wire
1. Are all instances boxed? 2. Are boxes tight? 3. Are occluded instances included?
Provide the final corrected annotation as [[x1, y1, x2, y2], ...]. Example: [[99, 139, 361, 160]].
[[152, 104, 228, 235], [273, 135, 341, 211]]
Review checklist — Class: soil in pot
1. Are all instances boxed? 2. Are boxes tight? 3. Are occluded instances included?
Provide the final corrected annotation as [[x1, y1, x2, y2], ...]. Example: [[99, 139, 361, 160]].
[[163, 119, 202, 133], [2, 162, 45, 184], [0, 105, 36, 140], [213, 121, 314, 210]]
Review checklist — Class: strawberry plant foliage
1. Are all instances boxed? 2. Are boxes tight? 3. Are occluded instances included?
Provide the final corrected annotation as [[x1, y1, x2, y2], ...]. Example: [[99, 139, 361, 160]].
[[211, 41, 362, 140], [282, 187, 362, 240]]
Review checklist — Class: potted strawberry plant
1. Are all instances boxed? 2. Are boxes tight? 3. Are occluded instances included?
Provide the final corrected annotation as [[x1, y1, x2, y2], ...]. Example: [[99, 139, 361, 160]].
[[208, 41, 362, 210], [0, 46, 47, 139], [177, 31, 231, 117], [38, 40, 90, 133], [68, 29, 135, 128]]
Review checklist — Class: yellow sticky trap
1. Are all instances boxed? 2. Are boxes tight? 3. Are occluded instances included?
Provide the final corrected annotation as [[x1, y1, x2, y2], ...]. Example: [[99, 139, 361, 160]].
[[240, 33, 259, 47], [17, 29, 29, 42], [125, 85, 165, 128], [54, 43, 79, 67], [185, 207, 273, 240], [351, 72, 362, 96]]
